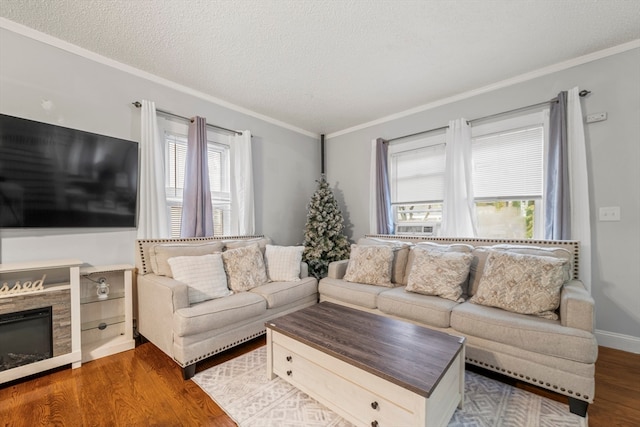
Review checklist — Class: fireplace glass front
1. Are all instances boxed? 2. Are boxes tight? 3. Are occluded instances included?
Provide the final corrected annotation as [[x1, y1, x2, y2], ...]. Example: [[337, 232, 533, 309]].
[[0, 306, 53, 371]]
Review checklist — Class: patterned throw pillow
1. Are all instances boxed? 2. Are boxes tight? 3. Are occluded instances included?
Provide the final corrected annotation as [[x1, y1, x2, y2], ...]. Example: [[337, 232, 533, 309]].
[[221, 243, 268, 292], [167, 253, 231, 304], [357, 238, 412, 284], [343, 244, 394, 287], [405, 246, 473, 302], [264, 245, 304, 282], [470, 250, 568, 319]]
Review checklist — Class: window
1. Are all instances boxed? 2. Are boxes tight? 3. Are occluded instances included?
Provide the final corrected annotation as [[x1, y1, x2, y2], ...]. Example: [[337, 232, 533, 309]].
[[164, 122, 231, 238], [471, 112, 546, 239], [388, 111, 547, 239], [389, 133, 445, 234]]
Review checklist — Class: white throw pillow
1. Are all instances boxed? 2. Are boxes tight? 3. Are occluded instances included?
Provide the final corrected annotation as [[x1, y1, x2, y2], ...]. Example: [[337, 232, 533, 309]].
[[150, 242, 224, 277], [264, 245, 303, 282], [167, 254, 231, 304]]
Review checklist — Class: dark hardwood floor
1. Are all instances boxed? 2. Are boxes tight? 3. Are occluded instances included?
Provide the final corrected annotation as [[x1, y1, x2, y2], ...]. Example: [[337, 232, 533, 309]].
[[0, 338, 638, 426]]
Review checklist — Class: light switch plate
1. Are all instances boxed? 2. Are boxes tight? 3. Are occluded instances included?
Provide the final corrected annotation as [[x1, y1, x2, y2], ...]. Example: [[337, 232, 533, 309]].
[[599, 206, 620, 221], [586, 112, 607, 123]]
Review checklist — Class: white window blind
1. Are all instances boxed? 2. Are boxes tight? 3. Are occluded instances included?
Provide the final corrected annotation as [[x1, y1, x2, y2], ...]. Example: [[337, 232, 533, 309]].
[[390, 143, 446, 204], [472, 126, 544, 199]]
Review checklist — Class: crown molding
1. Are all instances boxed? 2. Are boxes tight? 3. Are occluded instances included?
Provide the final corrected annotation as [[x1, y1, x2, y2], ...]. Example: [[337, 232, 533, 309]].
[[327, 39, 640, 139], [0, 18, 319, 139]]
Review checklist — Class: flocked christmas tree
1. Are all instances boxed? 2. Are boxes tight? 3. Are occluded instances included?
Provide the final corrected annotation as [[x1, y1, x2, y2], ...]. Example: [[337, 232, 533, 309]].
[[302, 175, 351, 279]]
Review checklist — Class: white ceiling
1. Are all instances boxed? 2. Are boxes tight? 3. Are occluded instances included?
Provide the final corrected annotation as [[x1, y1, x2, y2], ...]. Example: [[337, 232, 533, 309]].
[[1, 0, 639, 136]]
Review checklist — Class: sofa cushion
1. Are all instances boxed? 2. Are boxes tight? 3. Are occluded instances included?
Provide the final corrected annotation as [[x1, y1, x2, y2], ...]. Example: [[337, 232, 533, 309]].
[[250, 277, 318, 309], [221, 243, 268, 292], [377, 287, 459, 328], [224, 237, 271, 254], [451, 302, 598, 364], [344, 244, 394, 287], [468, 244, 572, 297], [264, 245, 304, 282], [357, 238, 412, 284], [405, 247, 473, 302], [319, 278, 389, 309], [167, 253, 231, 304], [173, 292, 266, 337], [150, 242, 224, 277], [470, 251, 568, 320]]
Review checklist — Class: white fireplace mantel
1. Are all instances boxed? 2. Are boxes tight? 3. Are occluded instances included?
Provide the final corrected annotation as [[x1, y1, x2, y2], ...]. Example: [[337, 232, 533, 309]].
[[0, 259, 82, 384]]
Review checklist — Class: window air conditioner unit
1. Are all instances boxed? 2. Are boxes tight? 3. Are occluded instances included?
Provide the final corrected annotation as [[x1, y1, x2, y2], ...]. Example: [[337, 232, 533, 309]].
[[395, 222, 440, 236]]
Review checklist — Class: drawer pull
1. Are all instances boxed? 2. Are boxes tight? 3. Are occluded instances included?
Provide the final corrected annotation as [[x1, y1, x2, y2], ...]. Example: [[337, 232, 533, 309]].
[[371, 401, 379, 410], [286, 370, 292, 376], [286, 356, 292, 362], [371, 421, 379, 427]]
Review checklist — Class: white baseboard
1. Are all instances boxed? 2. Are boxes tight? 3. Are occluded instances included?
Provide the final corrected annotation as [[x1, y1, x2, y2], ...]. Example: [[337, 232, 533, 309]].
[[595, 329, 640, 354]]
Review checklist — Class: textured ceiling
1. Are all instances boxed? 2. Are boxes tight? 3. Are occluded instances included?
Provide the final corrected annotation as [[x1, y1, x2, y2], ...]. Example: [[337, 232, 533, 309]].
[[1, 0, 639, 135]]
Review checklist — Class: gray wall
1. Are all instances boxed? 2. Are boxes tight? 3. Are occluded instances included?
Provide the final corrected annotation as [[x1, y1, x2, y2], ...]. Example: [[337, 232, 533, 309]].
[[326, 48, 640, 352], [0, 28, 321, 266]]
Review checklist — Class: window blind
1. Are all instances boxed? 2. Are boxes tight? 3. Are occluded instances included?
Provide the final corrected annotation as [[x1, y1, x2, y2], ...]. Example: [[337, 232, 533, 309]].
[[472, 126, 543, 199], [390, 143, 446, 204]]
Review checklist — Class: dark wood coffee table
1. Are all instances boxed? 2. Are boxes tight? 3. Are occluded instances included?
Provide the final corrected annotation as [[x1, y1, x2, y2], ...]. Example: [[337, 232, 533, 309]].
[[266, 302, 465, 427]]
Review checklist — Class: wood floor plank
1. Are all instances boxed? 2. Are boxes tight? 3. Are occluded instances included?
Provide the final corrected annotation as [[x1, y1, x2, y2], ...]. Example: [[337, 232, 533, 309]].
[[0, 336, 637, 426]]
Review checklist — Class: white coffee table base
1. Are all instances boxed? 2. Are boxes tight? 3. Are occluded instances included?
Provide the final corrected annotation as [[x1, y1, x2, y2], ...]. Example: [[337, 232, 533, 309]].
[[267, 329, 464, 427]]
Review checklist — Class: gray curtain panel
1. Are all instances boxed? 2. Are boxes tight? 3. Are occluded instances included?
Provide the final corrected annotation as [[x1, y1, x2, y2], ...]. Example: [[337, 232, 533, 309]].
[[180, 116, 214, 237], [545, 91, 571, 240], [375, 138, 394, 234]]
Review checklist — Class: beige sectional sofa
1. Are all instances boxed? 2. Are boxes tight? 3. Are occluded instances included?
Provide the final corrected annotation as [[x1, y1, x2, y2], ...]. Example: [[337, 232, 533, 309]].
[[319, 235, 597, 417], [135, 235, 318, 379]]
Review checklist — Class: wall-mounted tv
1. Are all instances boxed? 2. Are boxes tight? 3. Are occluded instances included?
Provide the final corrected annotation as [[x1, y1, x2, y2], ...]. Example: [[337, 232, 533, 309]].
[[0, 114, 139, 228]]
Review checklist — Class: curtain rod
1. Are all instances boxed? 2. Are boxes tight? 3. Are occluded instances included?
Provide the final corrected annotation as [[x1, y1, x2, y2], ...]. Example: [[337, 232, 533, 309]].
[[132, 101, 243, 136], [387, 89, 591, 143]]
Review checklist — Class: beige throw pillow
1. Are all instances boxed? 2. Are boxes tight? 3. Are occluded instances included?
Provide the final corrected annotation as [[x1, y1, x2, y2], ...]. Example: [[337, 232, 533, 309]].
[[357, 238, 412, 284], [470, 250, 568, 320], [167, 254, 231, 304], [405, 247, 473, 302], [221, 243, 268, 292], [343, 244, 394, 287], [150, 242, 224, 277], [264, 245, 304, 282]]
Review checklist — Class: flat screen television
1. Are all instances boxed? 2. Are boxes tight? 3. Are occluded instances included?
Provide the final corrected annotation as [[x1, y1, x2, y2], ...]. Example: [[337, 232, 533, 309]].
[[0, 114, 139, 228]]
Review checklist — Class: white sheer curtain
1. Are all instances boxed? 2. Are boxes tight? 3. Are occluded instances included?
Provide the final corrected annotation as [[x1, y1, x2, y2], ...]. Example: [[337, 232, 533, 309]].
[[230, 130, 255, 235], [368, 138, 378, 234], [568, 87, 592, 291], [137, 100, 169, 239], [441, 118, 477, 237]]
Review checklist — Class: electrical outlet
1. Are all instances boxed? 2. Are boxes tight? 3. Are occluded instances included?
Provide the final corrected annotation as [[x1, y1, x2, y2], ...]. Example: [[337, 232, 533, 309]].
[[586, 112, 607, 123], [599, 206, 620, 221]]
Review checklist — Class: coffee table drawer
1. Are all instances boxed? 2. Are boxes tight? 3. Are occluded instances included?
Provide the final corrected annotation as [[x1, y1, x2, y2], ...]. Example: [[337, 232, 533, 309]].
[[273, 340, 416, 427]]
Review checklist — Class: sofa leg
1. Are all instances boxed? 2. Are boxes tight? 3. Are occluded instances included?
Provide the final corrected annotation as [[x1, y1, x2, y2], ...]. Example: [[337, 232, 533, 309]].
[[182, 364, 196, 380], [568, 397, 588, 417]]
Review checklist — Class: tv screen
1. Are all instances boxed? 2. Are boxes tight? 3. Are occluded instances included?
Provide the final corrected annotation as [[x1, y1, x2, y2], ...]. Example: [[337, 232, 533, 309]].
[[0, 114, 139, 228]]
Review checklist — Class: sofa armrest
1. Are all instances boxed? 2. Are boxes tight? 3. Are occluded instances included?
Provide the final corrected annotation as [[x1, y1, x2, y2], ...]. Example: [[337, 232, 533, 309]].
[[137, 274, 190, 359], [560, 279, 595, 333], [327, 260, 349, 279], [300, 262, 309, 278]]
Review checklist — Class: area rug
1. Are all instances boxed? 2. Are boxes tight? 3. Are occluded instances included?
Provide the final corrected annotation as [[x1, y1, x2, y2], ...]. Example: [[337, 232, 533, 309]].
[[192, 347, 587, 427]]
